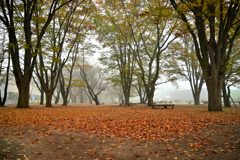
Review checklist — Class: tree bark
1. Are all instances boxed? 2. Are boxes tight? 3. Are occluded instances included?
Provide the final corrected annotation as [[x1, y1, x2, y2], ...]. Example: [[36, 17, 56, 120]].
[[139, 87, 147, 104], [226, 86, 232, 107], [147, 93, 154, 107], [45, 90, 53, 107], [191, 84, 203, 105], [16, 81, 30, 108], [124, 91, 130, 106], [62, 96, 68, 106], [147, 85, 155, 106], [0, 54, 10, 107], [206, 76, 223, 111], [80, 90, 84, 103], [40, 89, 44, 105], [60, 84, 68, 106], [94, 96, 99, 105], [55, 96, 60, 104], [222, 82, 231, 107], [193, 91, 200, 105], [54, 90, 61, 104]]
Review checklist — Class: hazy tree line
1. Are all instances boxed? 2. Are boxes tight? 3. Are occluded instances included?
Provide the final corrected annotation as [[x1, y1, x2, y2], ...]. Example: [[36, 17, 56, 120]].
[[0, 0, 239, 111]]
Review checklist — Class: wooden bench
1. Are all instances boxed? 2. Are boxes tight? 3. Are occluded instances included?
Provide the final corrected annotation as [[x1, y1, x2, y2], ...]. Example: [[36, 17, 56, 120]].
[[151, 104, 175, 109], [120, 103, 137, 106]]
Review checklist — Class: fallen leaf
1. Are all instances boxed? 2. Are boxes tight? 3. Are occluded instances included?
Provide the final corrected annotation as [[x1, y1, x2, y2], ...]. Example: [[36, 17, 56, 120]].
[[31, 151, 42, 155], [3, 149, 10, 153], [210, 151, 218, 154], [57, 154, 63, 158]]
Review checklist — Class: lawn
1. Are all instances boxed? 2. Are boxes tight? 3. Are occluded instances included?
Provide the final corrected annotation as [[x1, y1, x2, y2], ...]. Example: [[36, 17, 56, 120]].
[[0, 104, 240, 160]]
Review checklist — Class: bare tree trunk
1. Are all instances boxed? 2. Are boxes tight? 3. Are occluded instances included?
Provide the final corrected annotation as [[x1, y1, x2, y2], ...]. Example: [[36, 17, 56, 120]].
[[124, 91, 130, 106], [54, 90, 61, 104], [68, 98, 71, 103], [80, 90, 84, 103], [45, 90, 53, 107], [139, 90, 147, 104], [193, 92, 200, 105], [226, 86, 232, 107], [61, 86, 68, 106], [148, 93, 154, 108], [93, 95, 99, 105], [222, 81, 231, 107], [146, 84, 155, 106], [206, 76, 223, 111], [16, 81, 30, 108], [40, 89, 44, 105], [0, 55, 10, 107], [62, 96, 67, 105], [134, 80, 147, 104]]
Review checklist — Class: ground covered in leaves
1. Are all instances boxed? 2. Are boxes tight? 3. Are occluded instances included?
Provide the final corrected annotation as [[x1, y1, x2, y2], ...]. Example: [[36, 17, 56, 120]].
[[0, 104, 240, 160]]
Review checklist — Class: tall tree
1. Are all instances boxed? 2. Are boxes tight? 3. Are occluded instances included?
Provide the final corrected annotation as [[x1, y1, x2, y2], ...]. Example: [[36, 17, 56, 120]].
[[59, 53, 78, 106], [0, 25, 10, 107], [170, 0, 240, 111], [96, 0, 179, 106], [95, 3, 136, 106], [133, 0, 179, 106], [222, 39, 240, 107], [0, 0, 74, 108], [167, 35, 205, 105], [34, 0, 86, 107], [58, 4, 92, 106], [99, 42, 136, 106]]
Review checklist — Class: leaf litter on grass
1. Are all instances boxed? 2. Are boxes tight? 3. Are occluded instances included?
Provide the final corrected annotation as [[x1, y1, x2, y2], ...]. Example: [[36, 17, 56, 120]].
[[0, 105, 240, 159], [0, 106, 239, 141]]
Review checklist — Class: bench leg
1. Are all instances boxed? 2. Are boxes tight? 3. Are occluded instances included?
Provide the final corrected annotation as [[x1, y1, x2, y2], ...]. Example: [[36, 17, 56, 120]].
[[172, 106, 175, 109], [164, 106, 167, 109]]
